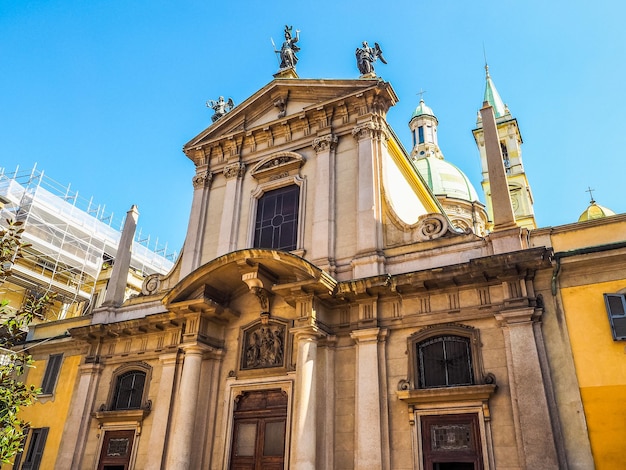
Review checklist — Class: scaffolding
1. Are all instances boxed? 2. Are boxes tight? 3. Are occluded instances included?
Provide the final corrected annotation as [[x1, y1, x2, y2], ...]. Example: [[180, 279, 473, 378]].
[[0, 164, 176, 318]]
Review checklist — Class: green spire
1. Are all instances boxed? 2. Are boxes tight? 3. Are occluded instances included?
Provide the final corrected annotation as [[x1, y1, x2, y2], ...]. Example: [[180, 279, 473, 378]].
[[484, 65, 507, 118]]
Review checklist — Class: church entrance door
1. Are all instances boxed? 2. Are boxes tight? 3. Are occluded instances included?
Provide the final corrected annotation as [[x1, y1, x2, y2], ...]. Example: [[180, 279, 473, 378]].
[[96, 429, 135, 470], [421, 413, 483, 470], [229, 389, 287, 470]]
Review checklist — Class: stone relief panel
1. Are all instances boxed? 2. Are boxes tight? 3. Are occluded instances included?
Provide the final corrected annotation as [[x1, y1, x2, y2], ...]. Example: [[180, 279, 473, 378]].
[[240, 321, 287, 370]]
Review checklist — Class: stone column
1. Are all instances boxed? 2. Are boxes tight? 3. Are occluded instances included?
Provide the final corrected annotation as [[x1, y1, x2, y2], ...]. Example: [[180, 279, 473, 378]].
[[350, 328, 384, 469], [352, 122, 384, 278], [144, 352, 178, 470], [497, 307, 559, 469], [102, 205, 138, 307], [310, 134, 338, 272], [291, 327, 320, 470], [167, 346, 204, 470], [55, 362, 103, 469], [180, 169, 212, 277], [216, 162, 245, 256], [479, 104, 516, 231]]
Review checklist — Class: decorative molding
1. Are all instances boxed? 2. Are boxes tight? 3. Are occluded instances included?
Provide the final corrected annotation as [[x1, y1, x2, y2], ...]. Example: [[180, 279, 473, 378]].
[[415, 213, 449, 241], [223, 162, 246, 179], [312, 134, 338, 153], [352, 122, 376, 140], [274, 97, 287, 118], [249, 151, 304, 181], [191, 170, 213, 189], [141, 274, 161, 296]]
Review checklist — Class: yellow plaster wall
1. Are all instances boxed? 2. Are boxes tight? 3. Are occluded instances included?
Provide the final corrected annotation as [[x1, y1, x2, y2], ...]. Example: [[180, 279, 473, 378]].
[[19, 354, 81, 470], [561, 280, 626, 469], [550, 219, 626, 252]]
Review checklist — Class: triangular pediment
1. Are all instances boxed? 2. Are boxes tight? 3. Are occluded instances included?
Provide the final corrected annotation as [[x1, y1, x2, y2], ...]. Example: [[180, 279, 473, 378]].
[[183, 78, 398, 159]]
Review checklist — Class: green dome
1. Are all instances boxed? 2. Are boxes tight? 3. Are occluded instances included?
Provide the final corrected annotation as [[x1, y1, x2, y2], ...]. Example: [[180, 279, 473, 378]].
[[578, 201, 616, 222], [411, 99, 435, 120], [415, 156, 480, 202]]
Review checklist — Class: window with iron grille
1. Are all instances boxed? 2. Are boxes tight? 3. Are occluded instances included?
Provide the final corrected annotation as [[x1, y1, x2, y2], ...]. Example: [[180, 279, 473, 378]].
[[604, 294, 626, 340], [112, 370, 146, 410], [253, 185, 300, 251], [417, 335, 474, 388]]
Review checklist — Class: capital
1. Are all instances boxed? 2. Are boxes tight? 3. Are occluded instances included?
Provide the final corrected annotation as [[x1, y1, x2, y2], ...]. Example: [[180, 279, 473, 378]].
[[223, 162, 246, 179], [192, 170, 213, 189], [312, 134, 338, 153]]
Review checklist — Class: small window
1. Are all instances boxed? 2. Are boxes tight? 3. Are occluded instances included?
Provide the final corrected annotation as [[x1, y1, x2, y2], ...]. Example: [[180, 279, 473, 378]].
[[418, 126, 425, 144], [112, 370, 146, 410], [253, 185, 300, 251], [21, 427, 49, 470], [604, 294, 626, 340], [500, 141, 510, 172], [417, 336, 473, 388], [40, 354, 63, 395]]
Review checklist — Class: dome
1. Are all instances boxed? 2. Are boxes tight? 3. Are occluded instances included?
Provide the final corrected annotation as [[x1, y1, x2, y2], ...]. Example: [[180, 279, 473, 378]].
[[578, 201, 616, 222], [410, 99, 435, 120], [414, 156, 480, 202]]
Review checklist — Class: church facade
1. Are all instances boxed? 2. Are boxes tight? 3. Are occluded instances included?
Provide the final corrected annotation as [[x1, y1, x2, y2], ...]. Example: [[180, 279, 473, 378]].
[[16, 65, 625, 470]]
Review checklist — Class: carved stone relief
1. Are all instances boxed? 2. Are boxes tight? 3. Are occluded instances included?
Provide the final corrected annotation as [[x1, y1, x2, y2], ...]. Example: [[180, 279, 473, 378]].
[[241, 322, 286, 370]]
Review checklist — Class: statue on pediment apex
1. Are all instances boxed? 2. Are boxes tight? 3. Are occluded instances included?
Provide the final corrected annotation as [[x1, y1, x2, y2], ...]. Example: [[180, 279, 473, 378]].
[[206, 96, 234, 122]]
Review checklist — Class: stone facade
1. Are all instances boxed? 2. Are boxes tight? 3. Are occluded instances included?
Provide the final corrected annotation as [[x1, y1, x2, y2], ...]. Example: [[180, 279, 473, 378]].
[[18, 77, 601, 470]]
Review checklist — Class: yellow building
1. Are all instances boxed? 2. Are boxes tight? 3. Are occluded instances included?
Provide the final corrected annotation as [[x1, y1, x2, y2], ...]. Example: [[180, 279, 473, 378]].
[[530, 208, 626, 469], [0, 168, 173, 469]]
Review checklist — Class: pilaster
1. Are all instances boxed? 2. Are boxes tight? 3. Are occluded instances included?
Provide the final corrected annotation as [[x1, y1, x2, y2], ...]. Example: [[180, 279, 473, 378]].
[[180, 169, 212, 276], [310, 133, 338, 274], [350, 327, 387, 469], [55, 362, 103, 469], [496, 307, 559, 469], [216, 162, 245, 256], [144, 352, 178, 470], [352, 122, 385, 278]]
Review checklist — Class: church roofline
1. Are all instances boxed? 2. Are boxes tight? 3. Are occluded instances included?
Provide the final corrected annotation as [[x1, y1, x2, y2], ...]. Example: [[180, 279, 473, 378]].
[[183, 78, 398, 155]]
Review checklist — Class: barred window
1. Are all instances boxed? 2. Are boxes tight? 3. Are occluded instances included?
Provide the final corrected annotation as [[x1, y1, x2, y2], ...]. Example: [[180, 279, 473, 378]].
[[417, 335, 473, 388], [112, 370, 146, 410]]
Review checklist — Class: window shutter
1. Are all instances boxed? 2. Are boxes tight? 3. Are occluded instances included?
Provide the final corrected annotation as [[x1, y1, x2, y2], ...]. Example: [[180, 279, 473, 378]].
[[40, 354, 63, 394], [22, 427, 49, 470], [604, 294, 626, 340]]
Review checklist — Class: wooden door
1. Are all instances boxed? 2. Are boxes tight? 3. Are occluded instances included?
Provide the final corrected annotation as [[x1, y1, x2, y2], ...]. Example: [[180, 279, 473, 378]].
[[421, 414, 483, 470], [97, 429, 135, 470], [230, 389, 287, 470]]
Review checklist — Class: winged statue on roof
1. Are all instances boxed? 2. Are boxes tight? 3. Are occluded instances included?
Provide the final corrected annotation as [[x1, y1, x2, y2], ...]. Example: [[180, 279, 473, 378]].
[[206, 96, 235, 122], [356, 41, 387, 76]]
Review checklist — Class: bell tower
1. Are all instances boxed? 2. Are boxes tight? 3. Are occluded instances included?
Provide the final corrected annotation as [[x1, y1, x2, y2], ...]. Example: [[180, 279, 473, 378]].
[[472, 65, 536, 229]]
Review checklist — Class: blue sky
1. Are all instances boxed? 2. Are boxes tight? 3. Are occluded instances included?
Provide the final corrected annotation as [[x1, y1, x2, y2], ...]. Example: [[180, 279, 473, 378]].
[[1, 1, 624, 254]]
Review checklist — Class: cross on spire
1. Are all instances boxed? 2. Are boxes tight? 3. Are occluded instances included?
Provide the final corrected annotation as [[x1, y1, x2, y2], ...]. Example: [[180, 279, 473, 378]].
[[586, 186, 596, 204], [417, 89, 427, 102]]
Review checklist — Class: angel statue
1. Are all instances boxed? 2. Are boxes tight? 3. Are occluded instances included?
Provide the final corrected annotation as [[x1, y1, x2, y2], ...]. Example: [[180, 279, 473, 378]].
[[355, 41, 387, 76], [275, 25, 300, 70], [206, 96, 234, 122]]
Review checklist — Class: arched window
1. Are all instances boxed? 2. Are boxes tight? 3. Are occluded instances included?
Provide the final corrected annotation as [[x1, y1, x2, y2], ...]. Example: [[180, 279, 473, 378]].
[[416, 335, 473, 388], [253, 185, 300, 251], [407, 325, 485, 390], [112, 370, 146, 410]]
